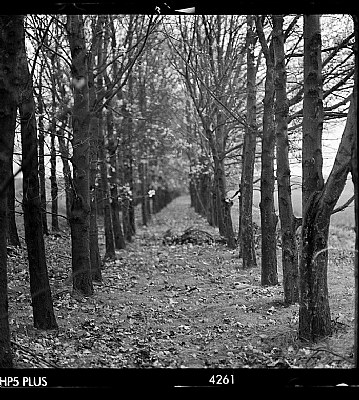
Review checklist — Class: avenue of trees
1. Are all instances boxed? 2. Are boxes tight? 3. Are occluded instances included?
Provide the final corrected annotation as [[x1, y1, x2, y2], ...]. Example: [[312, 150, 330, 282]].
[[0, 14, 357, 368]]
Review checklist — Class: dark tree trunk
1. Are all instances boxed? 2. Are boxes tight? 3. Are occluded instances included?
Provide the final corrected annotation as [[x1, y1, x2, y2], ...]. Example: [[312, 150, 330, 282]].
[[240, 15, 258, 268], [273, 15, 299, 304], [88, 16, 104, 282], [107, 107, 126, 250], [256, 17, 278, 286], [0, 14, 22, 367], [299, 14, 330, 341], [19, 20, 58, 329], [66, 15, 94, 296]]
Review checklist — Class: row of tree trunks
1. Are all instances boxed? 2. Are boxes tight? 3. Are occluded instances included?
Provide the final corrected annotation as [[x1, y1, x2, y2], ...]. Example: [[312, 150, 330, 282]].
[[18, 17, 58, 329]]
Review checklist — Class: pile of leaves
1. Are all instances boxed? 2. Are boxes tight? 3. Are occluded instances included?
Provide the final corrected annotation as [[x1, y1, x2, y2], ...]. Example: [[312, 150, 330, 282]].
[[162, 227, 218, 246], [6, 196, 355, 369]]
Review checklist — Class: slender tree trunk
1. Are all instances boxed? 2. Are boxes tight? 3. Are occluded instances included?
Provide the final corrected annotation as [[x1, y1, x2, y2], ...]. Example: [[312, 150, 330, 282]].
[[37, 87, 49, 235], [99, 114, 116, 260], [257, 22, 278, 286], [0, 15, 22, 367], [108, 108, 126, 249], [57, 119, 72, 224], [240, 15, 258, 268], [19, 19, 58, 328], [126, 73, 136, 237], [273, 15, 299, 305], [139, 161, 148, 226], [66, 15, 94, 296], [50, 127, 59, 231], [88, 111, 102, 280], [88, 15, 104, 282]]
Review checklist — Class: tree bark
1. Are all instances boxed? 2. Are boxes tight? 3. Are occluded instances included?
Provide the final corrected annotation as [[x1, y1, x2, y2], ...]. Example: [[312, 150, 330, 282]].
[[240, 15, 258, 268], [256, 17, 278, 286], [273, 15, 299, 304], [299, 97, 355, 341], [66, 15, 94, 296], [298, 14, 332, 341], [18, 18, 58, 329], [88, 15, 104, 282], [0, 14, 22, 367], [302, 15, 325, 209]]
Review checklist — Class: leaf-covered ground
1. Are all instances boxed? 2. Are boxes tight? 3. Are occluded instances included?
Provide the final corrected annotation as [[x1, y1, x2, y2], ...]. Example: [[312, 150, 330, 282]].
[[7, 196, 355, 368]]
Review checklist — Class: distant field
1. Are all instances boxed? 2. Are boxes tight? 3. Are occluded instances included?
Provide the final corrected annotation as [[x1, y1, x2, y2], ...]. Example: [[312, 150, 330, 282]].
[[229, 177, 354, 231], [14, 177, 68, 225], [13, 175, 354, 232]]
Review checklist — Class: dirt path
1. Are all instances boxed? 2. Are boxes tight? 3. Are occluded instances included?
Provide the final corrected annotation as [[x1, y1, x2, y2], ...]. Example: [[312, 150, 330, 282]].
[[9, 196, 353, 369]]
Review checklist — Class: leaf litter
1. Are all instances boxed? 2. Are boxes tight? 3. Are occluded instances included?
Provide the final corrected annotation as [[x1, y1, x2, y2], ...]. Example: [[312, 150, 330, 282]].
[[7, 196, 354, 369]]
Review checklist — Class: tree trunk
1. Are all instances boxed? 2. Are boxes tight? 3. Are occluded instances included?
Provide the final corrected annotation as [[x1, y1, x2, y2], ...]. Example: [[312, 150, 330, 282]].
[[18, 19, 58, 329], [107, 107, 126, 250], [302, 15, 324, 209], [240, 15, 258, 268], [273, 15, 299, 305], [0, 14, 22, 367], [88, 16, 104, 282], [88, 111, 102, 281], [139, 161, 148, 226], [50, 127, 59, 231], [256, 17, 278, 286], [57, 119, 72, 225], [121, 101, 134, 242], [37, 88, 49, 235], [66, 15, 94, 296], [299, 98, 355, 341], [298, 14, 331, 341], [99, 114, 116, 260]]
